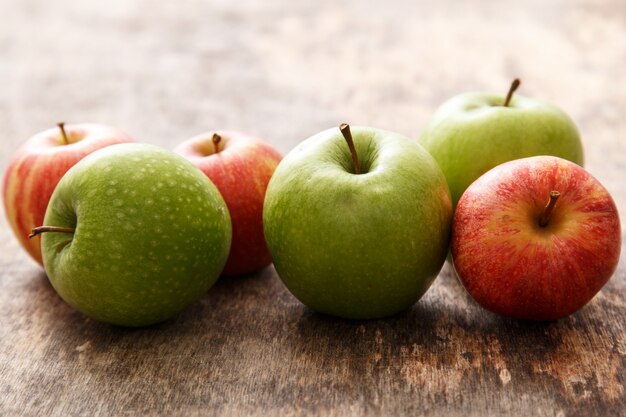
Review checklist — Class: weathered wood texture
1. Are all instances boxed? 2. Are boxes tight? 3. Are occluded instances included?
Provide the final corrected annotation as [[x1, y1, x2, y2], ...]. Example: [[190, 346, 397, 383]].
[[1, 1, 625, 416]]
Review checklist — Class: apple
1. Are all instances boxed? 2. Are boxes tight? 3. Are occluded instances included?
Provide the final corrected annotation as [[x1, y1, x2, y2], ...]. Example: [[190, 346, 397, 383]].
[[263, 124, 452, 319], [31, 143, 232, 326], [3, 122, 133, 264], [420, 79, 585, 208], [451, 156, 621, 320], [174, 130, 282, 276]]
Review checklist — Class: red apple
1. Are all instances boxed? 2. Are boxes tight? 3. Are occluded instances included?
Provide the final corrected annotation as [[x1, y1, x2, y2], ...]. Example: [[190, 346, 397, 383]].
[[2, 123, 134, 264], [451, 156, 621, 320], [174, 131, 282, 276]]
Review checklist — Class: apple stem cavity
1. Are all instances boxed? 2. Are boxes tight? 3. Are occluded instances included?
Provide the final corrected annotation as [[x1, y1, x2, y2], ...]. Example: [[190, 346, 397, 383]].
[[212, 133, 222, 154], [57, 122, 69, 145], [539, 191, 561, 227], [29, 226, 76, 239], [339, 123, 361, 174], [503, 78, 521, 107]]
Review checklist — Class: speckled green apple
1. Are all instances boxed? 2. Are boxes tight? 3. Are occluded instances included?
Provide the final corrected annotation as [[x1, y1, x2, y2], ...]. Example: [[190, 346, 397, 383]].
[[263, 125, 452, 319], [420, 79, 584, 208], [36, 143, 232, 326]]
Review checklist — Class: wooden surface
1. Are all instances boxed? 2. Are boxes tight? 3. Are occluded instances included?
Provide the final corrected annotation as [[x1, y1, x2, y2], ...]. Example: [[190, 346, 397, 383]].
[[1, 1, 625, 416]]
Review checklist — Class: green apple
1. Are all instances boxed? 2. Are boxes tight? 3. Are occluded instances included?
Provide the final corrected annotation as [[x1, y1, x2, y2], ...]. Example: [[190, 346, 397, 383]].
[[420, 79, 584, 207], [33, 143, 232, 327], [263, 124, 452, 319]]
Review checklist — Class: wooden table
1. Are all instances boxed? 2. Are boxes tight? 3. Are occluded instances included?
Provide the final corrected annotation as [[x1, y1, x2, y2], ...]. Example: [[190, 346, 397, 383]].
[[1, 1, 624, 416]]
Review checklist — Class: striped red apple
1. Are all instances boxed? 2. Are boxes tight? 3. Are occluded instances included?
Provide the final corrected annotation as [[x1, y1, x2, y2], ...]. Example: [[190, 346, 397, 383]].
[[452, 156, 621, 320], [174, 131, 282, 276], [2, 123, 133, 264]]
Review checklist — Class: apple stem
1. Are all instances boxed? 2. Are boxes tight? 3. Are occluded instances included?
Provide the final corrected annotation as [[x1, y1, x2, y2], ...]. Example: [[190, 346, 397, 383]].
[[503, 78, 521, 107], [212, 133, 222, 154], [538, 191, 560, 227], [57, 122, 69, 145], [339, 123, 361, 174], [29, 226, 76, 239]]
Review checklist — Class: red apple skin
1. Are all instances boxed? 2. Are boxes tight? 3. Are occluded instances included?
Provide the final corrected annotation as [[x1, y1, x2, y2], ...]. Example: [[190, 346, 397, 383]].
[[2, 124, 134, 265], [451, 156, 621, 321], [174, 131, 282, 276]]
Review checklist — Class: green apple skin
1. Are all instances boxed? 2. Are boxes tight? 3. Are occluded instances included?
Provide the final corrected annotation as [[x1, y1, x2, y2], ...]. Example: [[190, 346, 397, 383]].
[[420, 93, 584, 208], [41, 143, 232, 327], [263, 126, 452, 319]]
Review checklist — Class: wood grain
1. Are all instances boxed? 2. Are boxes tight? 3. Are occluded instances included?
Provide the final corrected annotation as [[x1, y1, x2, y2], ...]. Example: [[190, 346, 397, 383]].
[[0, 0, 625, 416]]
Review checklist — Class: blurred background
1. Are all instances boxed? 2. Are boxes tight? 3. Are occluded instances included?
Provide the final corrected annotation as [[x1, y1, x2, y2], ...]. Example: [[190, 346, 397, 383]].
[[2, 0, 624, 160]]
